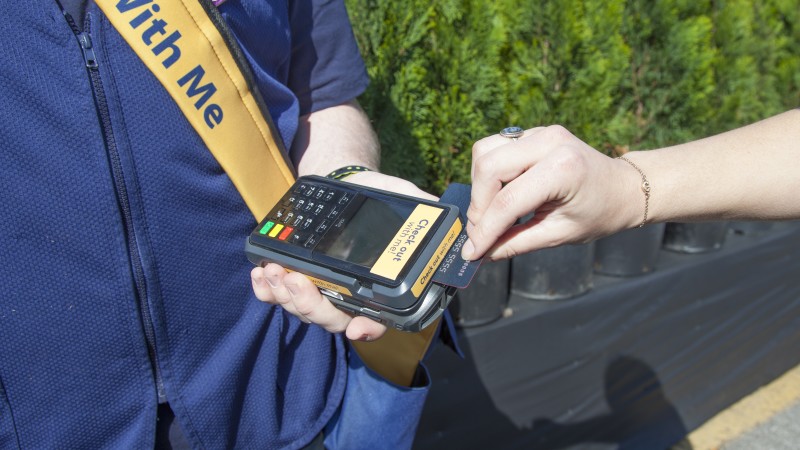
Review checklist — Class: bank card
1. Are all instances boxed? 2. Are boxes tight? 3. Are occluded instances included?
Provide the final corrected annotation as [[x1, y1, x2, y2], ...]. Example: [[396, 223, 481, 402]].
[[431, 183, 483, 288]]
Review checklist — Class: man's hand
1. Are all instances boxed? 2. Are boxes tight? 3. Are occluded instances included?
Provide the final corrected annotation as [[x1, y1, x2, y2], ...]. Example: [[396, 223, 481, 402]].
[[251, 171, 436, 341]]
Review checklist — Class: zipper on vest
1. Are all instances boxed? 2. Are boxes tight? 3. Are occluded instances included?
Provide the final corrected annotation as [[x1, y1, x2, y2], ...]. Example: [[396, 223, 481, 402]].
[[64, 10, 167, 403]]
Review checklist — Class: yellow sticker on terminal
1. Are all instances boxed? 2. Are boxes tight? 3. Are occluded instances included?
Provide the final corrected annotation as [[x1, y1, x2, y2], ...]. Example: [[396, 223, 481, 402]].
[[370, 204, 443, 280], [411, 219, 462, 297], [285, 269, 353, 296]]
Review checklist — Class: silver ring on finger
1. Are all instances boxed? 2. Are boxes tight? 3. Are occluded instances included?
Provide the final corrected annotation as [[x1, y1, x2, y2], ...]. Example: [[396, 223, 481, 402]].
[[500, 126, 524, 141]]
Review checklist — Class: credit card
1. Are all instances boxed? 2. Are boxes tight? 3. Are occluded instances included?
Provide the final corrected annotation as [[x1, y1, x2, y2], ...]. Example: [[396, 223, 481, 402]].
[[432, 183, 483, 289]]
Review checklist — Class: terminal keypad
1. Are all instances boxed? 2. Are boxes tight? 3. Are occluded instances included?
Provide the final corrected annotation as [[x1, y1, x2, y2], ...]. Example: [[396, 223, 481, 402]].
[[257, 181, 353, 248]]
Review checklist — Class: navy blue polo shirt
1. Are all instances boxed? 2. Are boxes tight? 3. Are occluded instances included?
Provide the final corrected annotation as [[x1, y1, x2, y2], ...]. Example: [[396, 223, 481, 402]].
[[58, 0, 369, 149], [0, 1, 369, 448], [219, 0, 370, 149]]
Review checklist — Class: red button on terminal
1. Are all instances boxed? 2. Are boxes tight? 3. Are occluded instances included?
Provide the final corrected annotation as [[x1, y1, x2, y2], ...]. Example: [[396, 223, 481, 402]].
[[278, 226, 294, 241]]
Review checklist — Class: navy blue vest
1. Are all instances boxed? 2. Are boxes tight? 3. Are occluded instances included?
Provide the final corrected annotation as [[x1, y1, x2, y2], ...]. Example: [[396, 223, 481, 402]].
[[0, 1, 358, 447]]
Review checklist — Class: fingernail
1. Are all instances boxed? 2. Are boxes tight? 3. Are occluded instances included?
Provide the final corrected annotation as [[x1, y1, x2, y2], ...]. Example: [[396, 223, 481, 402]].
[[253, 275, 267, 286], [285, 284, 298, 298], [461, 239, 474, 260], [358, 334, 372, 342], [266, 274, 279, 288]]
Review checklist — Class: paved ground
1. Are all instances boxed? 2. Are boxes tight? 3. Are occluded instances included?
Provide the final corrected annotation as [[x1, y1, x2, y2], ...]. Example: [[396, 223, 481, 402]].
[[721, 399, 800, 450], [676, 364, 800, 450]]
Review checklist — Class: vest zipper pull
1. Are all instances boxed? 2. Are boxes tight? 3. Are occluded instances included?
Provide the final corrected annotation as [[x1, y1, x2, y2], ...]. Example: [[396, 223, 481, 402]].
[[77, 32, 98, 69]]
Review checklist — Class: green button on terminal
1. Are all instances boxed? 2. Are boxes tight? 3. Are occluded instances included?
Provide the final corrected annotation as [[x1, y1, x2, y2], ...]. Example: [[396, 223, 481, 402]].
[[259, 221, 275, 235]]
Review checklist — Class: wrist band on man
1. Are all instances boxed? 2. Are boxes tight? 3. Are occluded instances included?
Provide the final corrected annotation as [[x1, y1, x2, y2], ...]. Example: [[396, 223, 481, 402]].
[[326, 165, 372, 180], [617, 155, 651, 228]]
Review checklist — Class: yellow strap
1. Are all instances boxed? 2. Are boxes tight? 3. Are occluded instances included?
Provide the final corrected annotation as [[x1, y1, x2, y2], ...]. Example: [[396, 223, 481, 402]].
[[96, 0, 294, 218], [98, 0, 435, 387], [351, 319, 440, 387]]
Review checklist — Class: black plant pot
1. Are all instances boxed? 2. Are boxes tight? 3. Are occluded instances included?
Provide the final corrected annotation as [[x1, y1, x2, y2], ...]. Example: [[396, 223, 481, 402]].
[[452, 259, 510, 328], [510, 242, 594, 301], [662, 222, 730, 253], [730, 221, 775, 236], [594, 223, 666, 277]]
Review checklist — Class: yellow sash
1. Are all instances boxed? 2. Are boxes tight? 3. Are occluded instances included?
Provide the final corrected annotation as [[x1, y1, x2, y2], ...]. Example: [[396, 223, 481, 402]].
[[96, 0, 295, 216], [97, 0, 436, 386]]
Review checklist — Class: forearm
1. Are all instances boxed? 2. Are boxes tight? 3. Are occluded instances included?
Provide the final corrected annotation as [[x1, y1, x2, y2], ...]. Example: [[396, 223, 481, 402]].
[[463, 109, 800, 260], [624, 109, 800, 223], [290, 99, 380, 177], [283, 99, 438, 386]]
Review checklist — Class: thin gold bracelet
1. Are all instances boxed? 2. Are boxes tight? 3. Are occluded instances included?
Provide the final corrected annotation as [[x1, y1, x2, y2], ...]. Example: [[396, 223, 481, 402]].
[[617, 155, 651, 228]]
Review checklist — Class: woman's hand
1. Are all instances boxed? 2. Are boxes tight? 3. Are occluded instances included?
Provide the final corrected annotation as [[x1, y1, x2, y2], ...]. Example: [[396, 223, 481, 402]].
[[462, 125, 643, 261]]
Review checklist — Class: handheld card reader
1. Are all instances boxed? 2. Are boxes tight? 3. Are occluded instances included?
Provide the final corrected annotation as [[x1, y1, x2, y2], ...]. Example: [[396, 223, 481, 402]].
[[245, 175, 463, 332]]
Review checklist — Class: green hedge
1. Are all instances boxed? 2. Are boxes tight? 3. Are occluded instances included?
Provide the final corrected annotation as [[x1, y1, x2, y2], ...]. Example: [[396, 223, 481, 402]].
[[346, 0, 800, 193]]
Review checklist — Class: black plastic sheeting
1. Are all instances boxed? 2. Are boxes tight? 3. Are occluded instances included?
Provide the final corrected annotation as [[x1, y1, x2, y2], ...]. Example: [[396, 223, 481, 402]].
[[415, 222, 800, 450]]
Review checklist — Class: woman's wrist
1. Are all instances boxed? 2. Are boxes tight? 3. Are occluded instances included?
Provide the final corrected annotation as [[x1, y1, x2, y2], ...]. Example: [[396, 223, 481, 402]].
[[616, 154, 652, 228]]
